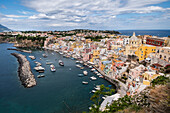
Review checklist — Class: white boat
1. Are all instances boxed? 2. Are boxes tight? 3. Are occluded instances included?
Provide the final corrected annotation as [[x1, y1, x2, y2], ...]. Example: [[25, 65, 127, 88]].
[[80, 61, 83, 64], [59, 52, 63, 55], [82, 81, 88, 84], [76, 61, 79, 63], [36, 63, 42, 66], [91, 90, 96, 93], [83, 70, 88, 75], [52, 53, 54, 55], [28, 56, 35, 60], [34, 66, 45, 71], [42, 54, 47, 58], [97, 73, 101, 76], [99, 75, 104, 78], [58, 60, 64, 66], [90, 76, 97, 80], [50, 64, 56, 72], [91, 68, 95, 72], [89, 66, 92, 68], [95, 87, 100, 90], [37, 74, 45, 78], [76, 65, 81, 68], [46, 62, 53, 65]]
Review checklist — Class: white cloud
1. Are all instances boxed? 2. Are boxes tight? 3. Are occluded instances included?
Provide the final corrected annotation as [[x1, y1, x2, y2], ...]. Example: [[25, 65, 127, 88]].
[[1, 0, 169, 30], [5, 15, 27, 18]]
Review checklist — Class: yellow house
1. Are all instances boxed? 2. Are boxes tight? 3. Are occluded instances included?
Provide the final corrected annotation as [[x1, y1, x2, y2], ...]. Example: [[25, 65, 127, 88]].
[[135, 44, 156, 61], [142, 72, 160, 85], [93, 50, 100, 59]]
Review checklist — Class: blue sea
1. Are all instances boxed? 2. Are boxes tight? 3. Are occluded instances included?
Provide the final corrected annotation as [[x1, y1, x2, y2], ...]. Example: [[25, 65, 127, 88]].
[[0, 43, 114, 113], [118, 30, 170, 37]]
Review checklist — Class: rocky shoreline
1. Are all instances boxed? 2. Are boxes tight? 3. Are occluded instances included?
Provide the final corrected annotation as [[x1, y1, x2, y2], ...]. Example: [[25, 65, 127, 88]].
[[11, 53, 36, 88]]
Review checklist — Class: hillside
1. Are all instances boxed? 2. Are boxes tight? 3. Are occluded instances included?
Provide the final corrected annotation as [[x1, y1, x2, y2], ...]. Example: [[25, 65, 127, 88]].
[[0, 24, 11, 32]]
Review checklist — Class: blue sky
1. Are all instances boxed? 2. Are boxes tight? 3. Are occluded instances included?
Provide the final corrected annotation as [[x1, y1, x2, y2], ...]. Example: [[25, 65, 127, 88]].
[[0, 0, 170, 31]]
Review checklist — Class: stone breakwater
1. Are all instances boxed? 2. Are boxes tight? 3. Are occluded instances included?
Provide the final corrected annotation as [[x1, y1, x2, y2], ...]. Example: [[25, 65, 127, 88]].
[[7, 48, 32, 53], [11, 53, 36, 88]]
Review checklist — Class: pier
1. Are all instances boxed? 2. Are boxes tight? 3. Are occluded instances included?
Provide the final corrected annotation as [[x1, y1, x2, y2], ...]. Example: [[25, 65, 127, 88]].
[[11, 53, 36, 88]]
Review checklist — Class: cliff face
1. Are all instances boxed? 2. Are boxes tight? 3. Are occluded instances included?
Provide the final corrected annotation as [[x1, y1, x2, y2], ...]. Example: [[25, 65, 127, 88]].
[[11, 53, 36, 88], [0, 24, 11, 32]]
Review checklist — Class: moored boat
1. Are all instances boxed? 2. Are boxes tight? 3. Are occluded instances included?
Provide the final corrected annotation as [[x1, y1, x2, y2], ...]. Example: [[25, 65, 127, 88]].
[[83, 70, 88, 75], [29, 55, 35, 60], [42, 54, 48, 58], [59, 60, 64, 66], [37, 74, 45, 78], [50, 64, 56, 72], [76, 64, 81, 68], [82, 81, 88, 84], [90, 76, 97, 80], [34, 66, 45, 72]]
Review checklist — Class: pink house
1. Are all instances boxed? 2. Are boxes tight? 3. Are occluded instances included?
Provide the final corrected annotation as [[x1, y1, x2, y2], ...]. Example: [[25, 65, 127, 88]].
[[129, 65, 145, 79]]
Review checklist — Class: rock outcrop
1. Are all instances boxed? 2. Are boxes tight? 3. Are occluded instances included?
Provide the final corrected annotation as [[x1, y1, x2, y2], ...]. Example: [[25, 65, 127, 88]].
[[11, 53, 36, 88]]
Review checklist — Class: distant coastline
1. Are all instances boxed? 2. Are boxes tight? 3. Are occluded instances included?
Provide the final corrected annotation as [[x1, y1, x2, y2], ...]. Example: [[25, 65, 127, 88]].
[[118, 30, 170, 37]]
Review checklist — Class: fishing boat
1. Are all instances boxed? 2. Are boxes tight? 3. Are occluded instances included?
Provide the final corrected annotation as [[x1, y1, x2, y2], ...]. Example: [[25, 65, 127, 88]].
[[89, 65, 92, 69], [76, 61, 79, 63], [83, 70, 88, 75], [80, 67, 84, 69], [97, 73, 101, 76], [82, 81, 88, 84], [92, 90, 96, 93], [58, 60, 64, 66], [76, 64, 81, 68], [80, 61, 83, 64], [42, 54, 48, 58], [90, 76, 97, 80], [99, 75, 104, 78], [34, 66, 45, 71], [59, 52, 63, 55], [28, 56, 35, 60], [37, 74, 45, 78], [78, 74, 84, 77], [91, 68, 95, 72], [50, 64, 56, 72], [46, 62, 53, 65]]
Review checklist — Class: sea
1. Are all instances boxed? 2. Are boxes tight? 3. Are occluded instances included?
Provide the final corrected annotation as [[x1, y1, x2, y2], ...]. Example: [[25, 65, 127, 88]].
[[118, 30, 170, 37], [0, 43, 114, 113]]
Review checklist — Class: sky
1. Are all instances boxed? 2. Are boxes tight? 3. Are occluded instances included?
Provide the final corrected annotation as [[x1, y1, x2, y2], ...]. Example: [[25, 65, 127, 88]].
[[0, 0, 170, 31]]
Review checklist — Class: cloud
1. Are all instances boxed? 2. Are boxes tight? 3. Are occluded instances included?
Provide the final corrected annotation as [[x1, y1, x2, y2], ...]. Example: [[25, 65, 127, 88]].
[[5, 15, 27, 18], [1, 0, 170, 30]]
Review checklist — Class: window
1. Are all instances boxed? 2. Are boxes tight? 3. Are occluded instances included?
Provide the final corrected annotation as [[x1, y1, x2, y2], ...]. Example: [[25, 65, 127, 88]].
[[164, 56, 166, 59], [142, 51, 143, 53], [154, 49, 156, 51], [152, 49, 153, 51], [157, 50, 159, 53], [141, 54, 143, 56], [160, 55, 162, 59]]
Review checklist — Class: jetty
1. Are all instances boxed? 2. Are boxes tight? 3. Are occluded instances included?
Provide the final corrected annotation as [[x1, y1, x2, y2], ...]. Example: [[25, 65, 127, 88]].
[[11, 53, 36, 88], [7, 48, 32, 53]]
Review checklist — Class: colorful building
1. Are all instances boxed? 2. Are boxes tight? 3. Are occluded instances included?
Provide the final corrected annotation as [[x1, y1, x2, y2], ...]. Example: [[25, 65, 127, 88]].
[[135, 44, 156, 61]]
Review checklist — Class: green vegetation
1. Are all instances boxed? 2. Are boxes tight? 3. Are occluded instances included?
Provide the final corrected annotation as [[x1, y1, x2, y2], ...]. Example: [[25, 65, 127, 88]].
[[85, 36, 103, 41], [151, 75, 169, 87], [90, 85, 115, 112]]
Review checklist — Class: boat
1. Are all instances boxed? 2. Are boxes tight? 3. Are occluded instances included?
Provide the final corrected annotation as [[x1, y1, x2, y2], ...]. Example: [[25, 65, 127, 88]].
[[95, 87, 100, 90], [34, 66, 45, 71], [59, 52, 63, 55], [37, 74, 45, 78], [92, 90, 96, 93], [52, 53, 54, 55], [28, 56, 35, 60], [80, 61, 83, 64], [58, 60, 64, 66], [83, 70, 88, 75], [99, 75, 104, 78], [50, 64, 56, 72], [69, 68, 72, 70], [78, 74, 84, 77], [82, 81, 88, 84], [76, 61, 79, 63], [80, 67, 84, 69], [36, 63, 42, 66], [97, 73, 101, 76], [40, 58, 42, 60], [76, 65, 81, 68], [46, 62, 53, 65], [90, 76, 97, 80], [42, 54, 48, 58], [89, 66, 92, 69], [91, 68, 95, 72]]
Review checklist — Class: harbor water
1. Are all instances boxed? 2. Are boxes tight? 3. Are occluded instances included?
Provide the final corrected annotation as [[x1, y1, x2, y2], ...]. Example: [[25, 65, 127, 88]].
[[0, 43, 114, 113]]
